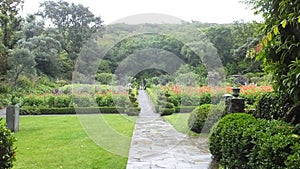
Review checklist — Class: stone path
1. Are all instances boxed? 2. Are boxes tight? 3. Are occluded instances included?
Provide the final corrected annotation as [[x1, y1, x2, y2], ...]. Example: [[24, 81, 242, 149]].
[[126, 90, 213, 169]]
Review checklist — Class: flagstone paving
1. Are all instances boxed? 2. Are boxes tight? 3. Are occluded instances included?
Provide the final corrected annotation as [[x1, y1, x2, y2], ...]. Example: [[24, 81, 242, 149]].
[[126, 90, 213, 169]]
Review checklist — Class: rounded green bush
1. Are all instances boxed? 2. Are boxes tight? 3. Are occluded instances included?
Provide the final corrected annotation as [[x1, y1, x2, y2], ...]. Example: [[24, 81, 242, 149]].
[[209, 113, 300, 168], [209, 113, 255, 162], [0, 119, 16, 168], [188, 104, 225, 133]]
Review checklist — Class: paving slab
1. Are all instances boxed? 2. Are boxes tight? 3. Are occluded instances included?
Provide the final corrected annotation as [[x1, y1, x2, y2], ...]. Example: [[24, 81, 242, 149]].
[[126, 90, 213, 169]]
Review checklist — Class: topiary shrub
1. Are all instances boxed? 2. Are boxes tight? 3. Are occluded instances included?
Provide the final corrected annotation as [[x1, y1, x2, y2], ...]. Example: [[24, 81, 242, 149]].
[[167, 95, 180, 107], [188, 104, 225, 133], [0, 119, 16, 169]]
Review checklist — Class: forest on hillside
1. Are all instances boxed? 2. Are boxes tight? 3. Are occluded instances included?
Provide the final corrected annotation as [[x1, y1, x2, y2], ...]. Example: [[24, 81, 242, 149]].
[[0, 0, 271, 108]]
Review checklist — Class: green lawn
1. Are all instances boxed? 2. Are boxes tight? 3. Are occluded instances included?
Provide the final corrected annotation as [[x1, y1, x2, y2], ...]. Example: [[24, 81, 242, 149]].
[[163, 113, 200, 136], [13, 115, 137, 169]]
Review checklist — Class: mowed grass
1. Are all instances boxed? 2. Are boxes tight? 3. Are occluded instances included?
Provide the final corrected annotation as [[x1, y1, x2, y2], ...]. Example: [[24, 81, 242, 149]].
[[13, 115, 137, 169], [163, 113, 200, 136]]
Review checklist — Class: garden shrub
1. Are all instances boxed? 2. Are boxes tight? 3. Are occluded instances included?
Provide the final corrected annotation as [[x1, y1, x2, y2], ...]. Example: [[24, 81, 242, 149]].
[[170, 93, 211, 107], [179, 93, 198, 106], [255, 91, 291, 120], [167, 95, 180, 107], [188, 104, 225, 133], [159, 108, 175, 116], [246, 120, 298, 168], [112, 95, 130, 107], [165, 102, 174, 109], [209, 113, 256, 162], [46, 95, 72, 108], [22, 95, 45, 107], [0, 119, 16, 169], [209, 113, 300, 168], [72, 95, 97, 107], [0, 94, 11, 109]]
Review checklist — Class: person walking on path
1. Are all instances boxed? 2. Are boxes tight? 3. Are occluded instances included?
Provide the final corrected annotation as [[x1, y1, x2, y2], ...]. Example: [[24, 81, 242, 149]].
[[143, 78, 147, 90]]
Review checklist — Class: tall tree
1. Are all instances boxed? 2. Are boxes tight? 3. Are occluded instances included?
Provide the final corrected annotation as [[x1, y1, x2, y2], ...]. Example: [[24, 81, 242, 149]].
[[0, 0, 23, 75], [7, 48, 35, 86], [37, 0, 103, 64], [19, 36, 61, 77]]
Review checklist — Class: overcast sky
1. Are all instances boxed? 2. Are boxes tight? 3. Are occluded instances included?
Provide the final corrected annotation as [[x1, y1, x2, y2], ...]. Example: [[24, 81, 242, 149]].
[[22, 0, 262, 24]]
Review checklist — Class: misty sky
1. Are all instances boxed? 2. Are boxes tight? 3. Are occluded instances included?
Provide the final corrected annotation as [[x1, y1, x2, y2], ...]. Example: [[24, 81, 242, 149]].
[[22, 0, 262, 24]]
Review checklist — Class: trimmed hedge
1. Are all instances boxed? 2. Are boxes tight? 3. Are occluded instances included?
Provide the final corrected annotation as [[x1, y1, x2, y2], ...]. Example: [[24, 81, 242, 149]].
[[159, 108, 176, 116], [254, 91, 291, 120], [22, 94, 132, 108], [209, 113, 300, 168], [20, 106, 140, 116], [0, 119, 16, 169], [188, 104, 225, 133]]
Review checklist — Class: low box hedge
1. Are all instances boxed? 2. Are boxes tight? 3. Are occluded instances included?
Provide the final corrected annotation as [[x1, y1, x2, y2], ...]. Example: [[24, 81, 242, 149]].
[[20, 106, 138, 115]]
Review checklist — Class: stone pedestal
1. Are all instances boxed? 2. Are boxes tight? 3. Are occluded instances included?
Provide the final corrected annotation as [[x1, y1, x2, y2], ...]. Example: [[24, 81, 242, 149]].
[[6, 105, 19, 132], [229, 98, 245, 113]]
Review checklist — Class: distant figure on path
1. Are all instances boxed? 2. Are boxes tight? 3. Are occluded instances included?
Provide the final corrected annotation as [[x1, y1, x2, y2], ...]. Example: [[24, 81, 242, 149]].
[[143, 79, 147, 90]]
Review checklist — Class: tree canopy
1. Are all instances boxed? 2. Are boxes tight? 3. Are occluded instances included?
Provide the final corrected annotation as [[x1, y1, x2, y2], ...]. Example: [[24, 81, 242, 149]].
[[37, 0, 103, 63]]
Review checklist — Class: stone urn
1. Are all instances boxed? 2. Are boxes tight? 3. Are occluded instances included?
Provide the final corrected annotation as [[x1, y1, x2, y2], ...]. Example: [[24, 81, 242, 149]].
[[232, 87, 241, 98]]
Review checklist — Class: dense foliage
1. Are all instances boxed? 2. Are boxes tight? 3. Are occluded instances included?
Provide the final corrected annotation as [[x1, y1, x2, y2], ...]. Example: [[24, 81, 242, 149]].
[[0, 119, 16, 169], [254, 91, 291, 120], [209, 113, 300, 168], [245, 0, 300, 123]]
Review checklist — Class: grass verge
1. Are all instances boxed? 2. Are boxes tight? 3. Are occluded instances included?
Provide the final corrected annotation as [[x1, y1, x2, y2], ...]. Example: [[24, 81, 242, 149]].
[[13, 115, 136, 169], [163, 113, 200, 137]]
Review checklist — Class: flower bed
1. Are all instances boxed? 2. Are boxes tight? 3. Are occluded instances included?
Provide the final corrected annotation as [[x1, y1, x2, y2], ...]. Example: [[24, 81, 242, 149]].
[[147, 84, 273, 115], [20, 85, 140, 115]]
